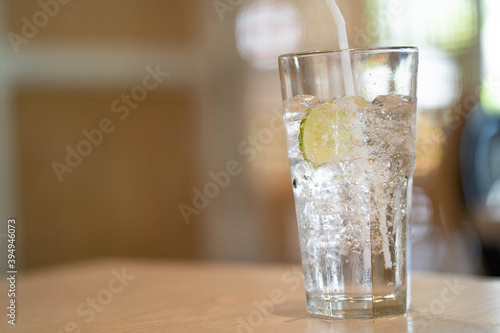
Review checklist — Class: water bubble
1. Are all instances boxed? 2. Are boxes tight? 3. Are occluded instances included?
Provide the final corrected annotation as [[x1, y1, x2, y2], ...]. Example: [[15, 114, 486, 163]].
[[343, 123, 354, 131], [372, 94, 411, 109], [284, 94, 321, 113]]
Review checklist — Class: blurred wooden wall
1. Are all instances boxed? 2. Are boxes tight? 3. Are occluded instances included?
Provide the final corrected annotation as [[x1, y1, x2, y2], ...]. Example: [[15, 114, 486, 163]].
[[14, 89, 201, 268], [5, 0, 198, 45], [4, 0, 209, 269]]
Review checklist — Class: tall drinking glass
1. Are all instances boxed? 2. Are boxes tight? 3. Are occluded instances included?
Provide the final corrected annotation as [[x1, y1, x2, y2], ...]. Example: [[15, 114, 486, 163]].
[[278, 47, 419, 318]]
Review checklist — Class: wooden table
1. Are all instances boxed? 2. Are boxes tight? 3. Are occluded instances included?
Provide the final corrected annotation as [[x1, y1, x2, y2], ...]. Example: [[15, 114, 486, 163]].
[[1, 260, 499, 332]]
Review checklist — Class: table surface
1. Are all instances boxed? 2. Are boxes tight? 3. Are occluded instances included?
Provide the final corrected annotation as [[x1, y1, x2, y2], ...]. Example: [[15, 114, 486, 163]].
[[1, 260, 499, 333]]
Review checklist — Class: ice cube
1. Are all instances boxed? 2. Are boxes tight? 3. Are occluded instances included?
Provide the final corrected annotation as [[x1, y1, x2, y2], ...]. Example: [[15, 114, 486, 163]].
[[335, 96, 369, 116], [284, 94, 321, 113], [372, 95, 411, 108]]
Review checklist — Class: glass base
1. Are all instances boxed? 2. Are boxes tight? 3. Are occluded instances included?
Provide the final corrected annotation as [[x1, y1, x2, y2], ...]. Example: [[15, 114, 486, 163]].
[[306, 294, 407, 319]]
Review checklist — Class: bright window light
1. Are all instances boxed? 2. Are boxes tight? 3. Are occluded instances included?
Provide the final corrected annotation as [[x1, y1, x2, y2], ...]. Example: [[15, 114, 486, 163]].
[[481, 0, 500, 114], [236, 0, 302, 71]]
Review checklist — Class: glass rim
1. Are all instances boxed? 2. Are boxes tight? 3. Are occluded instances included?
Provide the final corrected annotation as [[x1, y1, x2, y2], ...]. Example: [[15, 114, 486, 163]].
[[278, 46, 419, 61]]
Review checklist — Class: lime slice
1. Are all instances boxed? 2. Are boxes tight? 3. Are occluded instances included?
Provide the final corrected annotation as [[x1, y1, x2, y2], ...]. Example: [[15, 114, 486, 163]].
[[299, 97, 367, 167]]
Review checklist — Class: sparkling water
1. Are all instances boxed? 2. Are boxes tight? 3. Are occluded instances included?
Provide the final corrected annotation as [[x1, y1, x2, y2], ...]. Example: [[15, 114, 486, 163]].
[[284, 94, 416, 318]]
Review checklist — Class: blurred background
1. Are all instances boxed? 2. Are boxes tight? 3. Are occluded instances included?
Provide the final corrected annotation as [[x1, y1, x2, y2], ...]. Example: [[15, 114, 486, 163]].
[[0, 0, 499, 276]]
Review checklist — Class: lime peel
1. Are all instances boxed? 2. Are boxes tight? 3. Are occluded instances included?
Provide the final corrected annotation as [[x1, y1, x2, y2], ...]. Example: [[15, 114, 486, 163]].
[[299, 97, 368, 167]]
